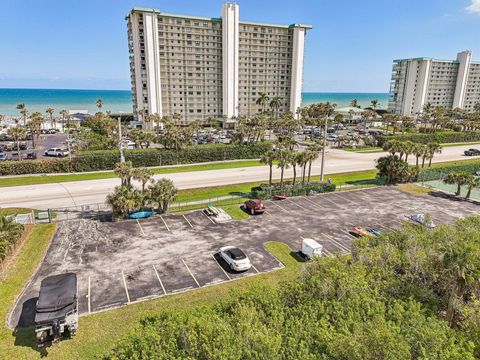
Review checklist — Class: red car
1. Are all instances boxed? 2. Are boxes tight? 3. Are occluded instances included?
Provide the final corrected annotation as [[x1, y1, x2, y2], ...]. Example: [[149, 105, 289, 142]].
[[244, 199, 266, 215]]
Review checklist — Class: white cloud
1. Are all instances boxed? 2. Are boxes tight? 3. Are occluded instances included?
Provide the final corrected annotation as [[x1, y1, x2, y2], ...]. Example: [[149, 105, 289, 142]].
[[466, 0, 480, 13]]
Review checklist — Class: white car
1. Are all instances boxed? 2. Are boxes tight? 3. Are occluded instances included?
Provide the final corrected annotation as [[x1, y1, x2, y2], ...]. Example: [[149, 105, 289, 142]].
[[409, 213, 436, 228], [44, 148, 69, 157], [219, 246, 252, 272]]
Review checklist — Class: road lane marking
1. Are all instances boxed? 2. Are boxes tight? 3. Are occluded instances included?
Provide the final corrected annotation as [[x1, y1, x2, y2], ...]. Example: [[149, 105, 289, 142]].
[[182, 259, 200, 287], [121, 270, 131, 304], [212, 254, 231, 280], [136, 219, 146, 236], [152, 264, 166, 295], [183, 214, 194, 229], [160, 215, 170, 231]]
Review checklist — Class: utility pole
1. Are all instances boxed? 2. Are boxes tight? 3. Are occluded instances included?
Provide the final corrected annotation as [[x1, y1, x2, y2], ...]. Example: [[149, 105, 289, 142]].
[[320, 116, 328, 182], [118, 116, 125, 163]]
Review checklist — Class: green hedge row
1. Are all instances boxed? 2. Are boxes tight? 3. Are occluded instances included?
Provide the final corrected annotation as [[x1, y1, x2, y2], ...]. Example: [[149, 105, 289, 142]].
[[0, 222, 24, 263], [252, 182, 336, 199], [0, 143, 272, 175], [418, 159, 480, 182], [376, 131, 480, 146]]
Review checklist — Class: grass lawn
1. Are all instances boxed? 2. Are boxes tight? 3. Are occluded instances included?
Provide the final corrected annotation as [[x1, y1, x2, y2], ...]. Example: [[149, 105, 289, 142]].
[[0, 160, 265, 188], [395, 183, 433, 195], [0, 220, 303, 359], [440, 141, 480, 148], [343, 146, 383, 153]]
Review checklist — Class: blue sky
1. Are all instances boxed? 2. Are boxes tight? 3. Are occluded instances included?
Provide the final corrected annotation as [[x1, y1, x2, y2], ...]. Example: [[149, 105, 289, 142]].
[[0, 0, 479, 92]]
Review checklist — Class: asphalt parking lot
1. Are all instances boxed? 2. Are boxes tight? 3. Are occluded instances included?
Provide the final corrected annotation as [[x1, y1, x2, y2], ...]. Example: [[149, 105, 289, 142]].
[[9, 186, 479, 328]]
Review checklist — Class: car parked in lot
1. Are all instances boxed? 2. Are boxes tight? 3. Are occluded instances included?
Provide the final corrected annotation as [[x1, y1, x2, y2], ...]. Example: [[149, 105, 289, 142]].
[[0, 152, 7, 161], [352, 226, 376, 238], [44, 148, 69, 157], [219, 246, 252, 271], [24, 151, 37, 160], [409, 213, 436, 228], [464, 148, 480, 156], [244, 199, 266, 215]]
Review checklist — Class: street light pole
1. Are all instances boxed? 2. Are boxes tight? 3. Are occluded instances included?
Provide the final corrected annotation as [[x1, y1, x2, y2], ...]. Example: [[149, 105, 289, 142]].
[[118, 116, 125, 163], [320, 116, 327, 182]]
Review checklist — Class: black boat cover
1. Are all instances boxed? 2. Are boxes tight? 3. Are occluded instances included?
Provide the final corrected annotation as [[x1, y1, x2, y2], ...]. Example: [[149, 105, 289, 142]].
[[36, 273, 77, 313]]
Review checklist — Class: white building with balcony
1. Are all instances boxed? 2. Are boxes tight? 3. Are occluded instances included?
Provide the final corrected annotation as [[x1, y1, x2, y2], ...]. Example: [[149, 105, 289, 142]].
[[126, 3, 311, 124], [388, 50, 480, 116]]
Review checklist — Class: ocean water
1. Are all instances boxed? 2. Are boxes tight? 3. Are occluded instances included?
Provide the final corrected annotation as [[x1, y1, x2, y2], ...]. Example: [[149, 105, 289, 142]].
[[0, 88, 390, 116]]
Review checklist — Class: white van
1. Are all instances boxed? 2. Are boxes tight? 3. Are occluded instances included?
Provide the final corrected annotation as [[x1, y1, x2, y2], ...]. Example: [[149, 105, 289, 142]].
[[301, 238, 323, 259]]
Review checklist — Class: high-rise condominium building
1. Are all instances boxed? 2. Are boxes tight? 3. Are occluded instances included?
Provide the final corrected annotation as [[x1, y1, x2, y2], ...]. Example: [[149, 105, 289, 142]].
[[126, 3, 311, 124], [388, 50, 480, 116]]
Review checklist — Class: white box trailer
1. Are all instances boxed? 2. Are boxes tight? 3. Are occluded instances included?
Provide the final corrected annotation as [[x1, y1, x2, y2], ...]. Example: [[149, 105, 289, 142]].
[[301, 238, 323, 259]]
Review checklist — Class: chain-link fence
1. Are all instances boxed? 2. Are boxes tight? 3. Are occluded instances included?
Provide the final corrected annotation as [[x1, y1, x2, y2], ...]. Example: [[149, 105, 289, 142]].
[[49, 194, 247, 222]]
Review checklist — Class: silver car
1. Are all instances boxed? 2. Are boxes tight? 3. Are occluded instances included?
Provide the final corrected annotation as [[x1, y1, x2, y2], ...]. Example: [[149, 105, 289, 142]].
[[219, 246, 252, 272]]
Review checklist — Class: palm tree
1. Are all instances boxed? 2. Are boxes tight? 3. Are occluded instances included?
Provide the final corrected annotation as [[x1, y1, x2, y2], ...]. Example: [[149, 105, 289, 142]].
[[306, 143, 322, 183], [8, 126, 27, 161], [269, 96, 282, 119], [59, 109, 68, 131], [45, 107, 55, 129], [16, 103, 28, 126], [350, 99, 359, 108], [106, 185, 143, 218], [276, 148, 291, 188], [290, 151, 302, 185], [464, 175, 480, 199], [114, 161, 134, 186], [296, 152, 309, 185], [412, 143, 426, 168], [256, 92, 270, 113], [27, 115, 42, 149], [132, 167, 154, 193], [260, 150, 277, 187], [96, 99, 104, 113], [402, 141, 414, 162], [443, 173, 467, 196], [148, 178, 177, 213], [370, 99, 380, 111], [426, 142, 442, 167]]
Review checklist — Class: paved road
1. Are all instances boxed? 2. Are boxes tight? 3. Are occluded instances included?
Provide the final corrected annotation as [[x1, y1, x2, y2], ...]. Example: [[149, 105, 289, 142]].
[[0, 144, 475, 209]]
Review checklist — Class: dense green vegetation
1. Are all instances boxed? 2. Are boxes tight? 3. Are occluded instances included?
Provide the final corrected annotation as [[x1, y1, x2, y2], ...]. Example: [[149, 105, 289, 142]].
[[252, 181, 336, 199], [0, 143, 272, 175], [0, 160, 265, 188], [104, 217, 480, 359], [376, 131, 480, 147], [0, 216, 24, 264]]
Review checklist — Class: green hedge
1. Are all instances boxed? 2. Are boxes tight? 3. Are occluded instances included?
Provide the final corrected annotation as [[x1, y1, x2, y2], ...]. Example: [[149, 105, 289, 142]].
[[376, 131, 480, 147], [0, 143, 272, 175], [252, 181, 336, 199], [0, 221, 24, 263], [418, 159, 480, 182]]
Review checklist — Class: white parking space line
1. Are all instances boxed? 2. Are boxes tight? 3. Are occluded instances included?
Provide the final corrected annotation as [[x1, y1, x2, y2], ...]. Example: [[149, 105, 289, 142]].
[[121, 270, 131, 304], [203, 211, 216, 224], [152, 264, 167, 295], [317, 195, 340, 208], [264, 210, 273, 216], [340, 229, 357, 239], [286, 198, 309, 211], [322, 233, 350, 253], [302, 196, 322, 209], [212, 254, 231, 280], [160, 215, 171, 231], [183, 214, 194, 229], [87, 276, 91, 314], [268, 201, 289, 212], [331, 192, 359, 205], [375, 223, 396, 232], [251, 264, 260, 273], [182, 259, 200, 287], [322, 248, 333, 257], [136, 219, 146, 236]]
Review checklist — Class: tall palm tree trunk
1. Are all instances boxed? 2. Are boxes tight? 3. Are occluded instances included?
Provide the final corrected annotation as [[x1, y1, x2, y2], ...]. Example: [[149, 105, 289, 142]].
[[302, 164, 307, 185], [466, 185, 473, 199], [292, 165, 297, 186], [307, 161, 312, 183], [280, 167, 284, 188], [268, 164, 273, 187]]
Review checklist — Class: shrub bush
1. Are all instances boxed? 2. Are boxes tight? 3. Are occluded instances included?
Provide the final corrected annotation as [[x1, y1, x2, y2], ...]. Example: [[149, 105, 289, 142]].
[[376, 131, 480, 147], [0, 143, 272, 175], [0, 219, 24, 263], [251, 181, 336, 199]]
